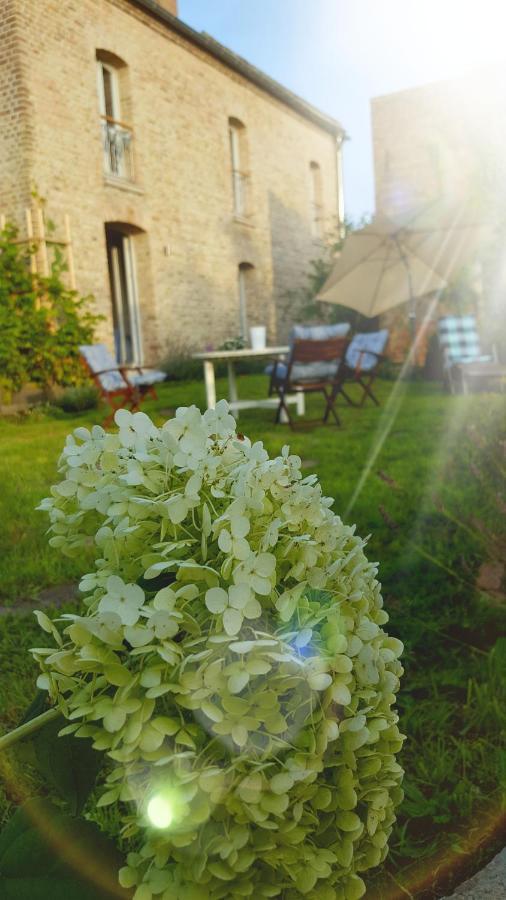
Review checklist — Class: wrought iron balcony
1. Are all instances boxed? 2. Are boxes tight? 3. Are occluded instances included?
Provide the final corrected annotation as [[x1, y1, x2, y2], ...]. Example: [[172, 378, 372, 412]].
[[101, 116, 134, 180]]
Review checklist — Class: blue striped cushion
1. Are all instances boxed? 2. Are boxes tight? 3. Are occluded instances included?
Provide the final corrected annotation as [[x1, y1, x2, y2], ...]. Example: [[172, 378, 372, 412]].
[[437, 317, 490, 368], [80, 345, 126, 392], [130, 369, 166, 387], [345, 330, 389, 372]]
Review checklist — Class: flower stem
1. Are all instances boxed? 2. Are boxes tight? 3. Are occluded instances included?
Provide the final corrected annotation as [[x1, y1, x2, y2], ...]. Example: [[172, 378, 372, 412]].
[[0, 707, 60, 751]]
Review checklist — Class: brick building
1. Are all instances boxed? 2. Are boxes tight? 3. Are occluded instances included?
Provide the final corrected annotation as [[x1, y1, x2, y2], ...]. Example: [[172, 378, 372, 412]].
[[371, 67, 506, 362], [0, 0, 345, 365]]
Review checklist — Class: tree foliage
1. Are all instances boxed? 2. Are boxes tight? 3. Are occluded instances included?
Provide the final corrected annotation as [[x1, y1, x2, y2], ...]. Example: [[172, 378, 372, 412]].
[[0, 221, 101, 399]]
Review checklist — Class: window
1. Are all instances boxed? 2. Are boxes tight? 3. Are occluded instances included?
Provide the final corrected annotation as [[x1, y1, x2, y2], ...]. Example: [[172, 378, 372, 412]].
[[229, 118, 250, 218], [105, 224, 143, 364], [309, 161, 323, 238], [238, 263, 254, 338], [96, 52, 134, 180]]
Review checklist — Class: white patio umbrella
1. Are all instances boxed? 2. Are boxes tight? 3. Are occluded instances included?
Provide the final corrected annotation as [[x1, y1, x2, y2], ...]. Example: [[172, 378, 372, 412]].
[[317, 205, 490, 329]]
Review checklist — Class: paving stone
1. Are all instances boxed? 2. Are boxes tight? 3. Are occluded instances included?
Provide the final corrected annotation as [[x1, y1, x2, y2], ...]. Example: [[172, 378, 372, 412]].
[[445, 847, 506, 898]]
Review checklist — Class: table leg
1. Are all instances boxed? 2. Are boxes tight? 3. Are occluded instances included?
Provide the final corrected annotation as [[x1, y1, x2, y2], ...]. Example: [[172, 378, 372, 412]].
[[203, 360, 216, 409], [296, 391, 305, 416], [227, 361, 239, 418]]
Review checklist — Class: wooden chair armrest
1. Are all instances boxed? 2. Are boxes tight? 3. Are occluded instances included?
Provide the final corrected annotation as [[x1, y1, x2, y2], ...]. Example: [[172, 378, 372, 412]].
[[353, 348, 386, 375]]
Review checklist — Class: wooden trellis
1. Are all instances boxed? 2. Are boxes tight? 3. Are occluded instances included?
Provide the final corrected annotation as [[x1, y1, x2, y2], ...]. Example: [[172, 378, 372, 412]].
[[0, 206, 76, 290]]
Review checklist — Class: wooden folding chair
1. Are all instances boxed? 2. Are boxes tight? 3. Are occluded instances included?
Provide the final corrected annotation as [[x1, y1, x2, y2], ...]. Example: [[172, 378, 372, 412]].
[[271, 336, 349, 428], [338, 330, 389, 407], [80, 344, 166, 426]]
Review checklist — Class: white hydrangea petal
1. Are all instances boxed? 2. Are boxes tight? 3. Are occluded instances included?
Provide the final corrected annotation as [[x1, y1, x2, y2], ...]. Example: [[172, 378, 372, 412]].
[[114, 409, 132, 428], [243, 598, 262, 620], [256, 553, 277, 577], [228, 584, 251, 610], [106, 575, 124, 594], [205, 587, 228, 614], [223, 608, 242, 636], [230, 516, 250, 539], [232, 538, 250, 560], [218, 530, 233, 553]]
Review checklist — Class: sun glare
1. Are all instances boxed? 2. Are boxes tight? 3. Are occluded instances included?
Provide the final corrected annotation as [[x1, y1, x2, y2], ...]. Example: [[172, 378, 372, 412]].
[[147, 794, 174, 829]]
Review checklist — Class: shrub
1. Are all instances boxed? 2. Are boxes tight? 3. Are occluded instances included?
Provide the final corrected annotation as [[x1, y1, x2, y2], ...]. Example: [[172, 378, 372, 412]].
[[55, 385, 99, 413], [21, 403, 404, 898], [0, 220, 101, 399], [162, 341, 265, 382]]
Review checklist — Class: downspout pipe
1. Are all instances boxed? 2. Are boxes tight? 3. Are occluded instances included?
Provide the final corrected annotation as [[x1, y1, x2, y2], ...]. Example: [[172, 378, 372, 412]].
[[335, 133, 346, 239]]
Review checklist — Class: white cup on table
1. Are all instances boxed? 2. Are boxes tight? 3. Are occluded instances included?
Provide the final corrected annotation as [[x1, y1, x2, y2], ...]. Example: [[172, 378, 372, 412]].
[[250, 326, 266, 350]]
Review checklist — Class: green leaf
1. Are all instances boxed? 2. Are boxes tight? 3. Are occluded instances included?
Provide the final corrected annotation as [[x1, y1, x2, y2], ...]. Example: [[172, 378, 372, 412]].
[[137, 571, 176, 593], [0, 799, 129, 899], [31, 713, 103, 816]]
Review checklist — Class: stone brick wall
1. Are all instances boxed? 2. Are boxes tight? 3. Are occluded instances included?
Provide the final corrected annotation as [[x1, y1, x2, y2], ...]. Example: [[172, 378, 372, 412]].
[[1, 0, 340, 364], [0, 1, 34, 219], [371, 67, 506, 364], [372, 69, 506, 219]]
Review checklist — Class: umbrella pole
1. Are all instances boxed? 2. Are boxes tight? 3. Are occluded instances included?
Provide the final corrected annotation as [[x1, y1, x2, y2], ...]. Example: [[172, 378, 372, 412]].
[[400, 251, 417, 354]]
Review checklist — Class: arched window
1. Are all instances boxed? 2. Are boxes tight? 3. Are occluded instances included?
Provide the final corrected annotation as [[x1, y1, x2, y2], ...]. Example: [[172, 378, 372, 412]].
[[229, 118, 250, 218], [96, 50, 134, 180], [309, 161, 323, 238], [238, 262, 254, 338]]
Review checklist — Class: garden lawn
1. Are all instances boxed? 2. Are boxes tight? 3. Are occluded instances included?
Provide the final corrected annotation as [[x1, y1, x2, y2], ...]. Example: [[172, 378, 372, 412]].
[[1, 374, 505, 893]]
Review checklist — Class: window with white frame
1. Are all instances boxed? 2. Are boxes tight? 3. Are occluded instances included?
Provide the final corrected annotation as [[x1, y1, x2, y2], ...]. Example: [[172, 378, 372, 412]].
[[309, 161, 323, 238], [229, 118, 250, 218], [96, 53, 134, 180]]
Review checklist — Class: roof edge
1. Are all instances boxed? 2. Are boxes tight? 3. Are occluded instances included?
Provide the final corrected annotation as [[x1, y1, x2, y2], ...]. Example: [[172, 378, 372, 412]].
[[128, 0, 345, 137]]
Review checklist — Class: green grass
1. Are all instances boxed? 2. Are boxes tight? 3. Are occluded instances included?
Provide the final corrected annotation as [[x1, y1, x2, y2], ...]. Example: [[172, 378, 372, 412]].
[[1, 374, 505, 889], [0, 376, 483, 602]]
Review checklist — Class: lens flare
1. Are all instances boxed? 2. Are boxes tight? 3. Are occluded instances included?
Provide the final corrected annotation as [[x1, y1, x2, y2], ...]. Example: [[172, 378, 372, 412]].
[[147, 794, 173, 829]]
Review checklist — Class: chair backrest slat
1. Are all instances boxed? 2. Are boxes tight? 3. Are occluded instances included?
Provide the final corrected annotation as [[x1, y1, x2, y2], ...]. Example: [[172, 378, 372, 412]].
[[284, 336, 348, 384], [291, 337, 348, 364], [276, 325, 351, 384]]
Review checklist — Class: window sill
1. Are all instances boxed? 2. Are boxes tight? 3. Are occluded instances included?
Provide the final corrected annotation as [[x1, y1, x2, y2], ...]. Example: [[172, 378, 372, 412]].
[[103, 174, 144, 195], [233, 215, 255, 228]]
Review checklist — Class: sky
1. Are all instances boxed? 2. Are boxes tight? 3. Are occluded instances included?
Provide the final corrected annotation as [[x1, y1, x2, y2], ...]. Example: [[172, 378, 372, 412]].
[[179, 0, 506, 222]]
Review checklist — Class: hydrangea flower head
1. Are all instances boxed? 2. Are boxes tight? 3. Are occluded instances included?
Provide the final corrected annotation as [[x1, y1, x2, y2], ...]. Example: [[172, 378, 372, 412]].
[[34, 402, 404, 900]]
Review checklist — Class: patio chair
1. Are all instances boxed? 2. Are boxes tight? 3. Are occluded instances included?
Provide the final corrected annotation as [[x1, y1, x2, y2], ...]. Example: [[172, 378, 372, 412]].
[[270, 336, 349, 428], [338, 329, 389, 407], [266, 322, 351, 389], [437, 316, 500, 394], [80, 344, 166, 425]]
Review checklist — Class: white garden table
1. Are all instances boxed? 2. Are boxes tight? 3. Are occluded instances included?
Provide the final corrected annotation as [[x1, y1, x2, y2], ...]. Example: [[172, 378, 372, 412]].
[[192, 347, 305, 419]]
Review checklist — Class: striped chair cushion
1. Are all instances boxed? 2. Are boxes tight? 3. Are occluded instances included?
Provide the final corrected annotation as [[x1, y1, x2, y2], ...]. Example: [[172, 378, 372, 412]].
[[437, 317, 491, 368], [267, 322, 351, 382], [130, 369, 166, 387], [80, 345, 166, 392], [80, 345, 127, 392], [345, 330, 389, 372]]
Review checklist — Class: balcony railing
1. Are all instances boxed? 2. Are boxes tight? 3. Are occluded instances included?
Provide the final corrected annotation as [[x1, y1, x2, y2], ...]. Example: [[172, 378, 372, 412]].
[[101, 116, 134, 181]]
